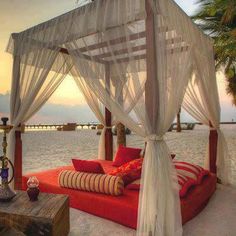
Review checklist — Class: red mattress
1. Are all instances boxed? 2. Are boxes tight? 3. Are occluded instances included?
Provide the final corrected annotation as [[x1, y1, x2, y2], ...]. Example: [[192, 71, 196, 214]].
[[22, 160, 216, 229]]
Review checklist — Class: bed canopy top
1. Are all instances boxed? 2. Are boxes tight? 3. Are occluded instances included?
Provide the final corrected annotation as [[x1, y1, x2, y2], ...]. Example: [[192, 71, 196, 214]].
[[7, 0, 212, 64], [7, 1, 230, 236]]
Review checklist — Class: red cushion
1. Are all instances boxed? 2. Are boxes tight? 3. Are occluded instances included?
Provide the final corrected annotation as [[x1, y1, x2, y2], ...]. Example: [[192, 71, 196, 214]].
[[174, 161, 209, 184], [72, 159, 105, 174], [109, 158, 143, 185], [177, 174, 197, 197], [113, 145, 142, 167], [126, 174, 197, 198]]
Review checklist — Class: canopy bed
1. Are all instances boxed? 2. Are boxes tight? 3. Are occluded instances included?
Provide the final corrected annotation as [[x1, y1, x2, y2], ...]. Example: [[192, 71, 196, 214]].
[[6, 0, 230, 235]]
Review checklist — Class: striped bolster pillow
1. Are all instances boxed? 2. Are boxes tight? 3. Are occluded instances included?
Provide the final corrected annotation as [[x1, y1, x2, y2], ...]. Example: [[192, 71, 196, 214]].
[[174, 161, 209, 184], [59, 170, 124, 196]]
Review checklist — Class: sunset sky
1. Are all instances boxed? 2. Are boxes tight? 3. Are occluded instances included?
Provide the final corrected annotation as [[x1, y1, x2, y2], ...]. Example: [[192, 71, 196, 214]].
[[0, 0, 235, 123]]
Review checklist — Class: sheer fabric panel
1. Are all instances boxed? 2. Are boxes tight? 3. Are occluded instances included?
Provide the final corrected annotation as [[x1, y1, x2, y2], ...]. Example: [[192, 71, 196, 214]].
[[70, 65, 108, 160], [182, 48, 230, 184], [8, 38, 70, 182]]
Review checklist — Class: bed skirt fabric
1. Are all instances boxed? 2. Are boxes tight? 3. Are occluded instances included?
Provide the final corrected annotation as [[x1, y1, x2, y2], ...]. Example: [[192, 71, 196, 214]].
[[22, 160, 217, 229]]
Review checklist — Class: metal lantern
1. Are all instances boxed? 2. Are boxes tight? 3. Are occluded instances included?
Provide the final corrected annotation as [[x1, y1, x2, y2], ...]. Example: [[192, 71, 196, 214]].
[[0, 117, 16, 201]]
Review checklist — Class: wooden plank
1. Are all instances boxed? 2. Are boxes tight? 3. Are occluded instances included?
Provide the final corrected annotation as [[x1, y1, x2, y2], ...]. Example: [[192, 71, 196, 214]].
[[0, 191, 69, 236], [53, 195, 70, 236], [209, 122, 218, 174], [79, 31, 146, 53], [105, 64, 113, 161], [176, 108, 181, 132], [110, 46, 189, 64], [169, 45, 189, 54], [145, 0, 158, 128], [115, 54, 146, 64], [94, 38, 183, 59], [11, 36, 106, 65], [116, 123, 126, 147], [59, 47, 106, 64], [14, 130, 22, 190], [96, 44, 146, 59], [11, 52, 23, 191], [76, 29, 183, 54]]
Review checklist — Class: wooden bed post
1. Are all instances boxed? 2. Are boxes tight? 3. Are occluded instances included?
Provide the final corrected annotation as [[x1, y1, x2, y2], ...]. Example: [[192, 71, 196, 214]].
[[145, 0, 158, 127], [105, 64, 113, 161], [116, 123, 126, 147], [11, 50, 23, 190], [14, 129, 22, 190], [115, 74, 126, 147], [176, 108, 182, 132], [209, 123, 218, 174]]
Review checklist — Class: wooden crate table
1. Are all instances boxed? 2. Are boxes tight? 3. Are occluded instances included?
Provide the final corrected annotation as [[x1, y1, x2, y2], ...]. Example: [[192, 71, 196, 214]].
[[0, 190, 69, 236]]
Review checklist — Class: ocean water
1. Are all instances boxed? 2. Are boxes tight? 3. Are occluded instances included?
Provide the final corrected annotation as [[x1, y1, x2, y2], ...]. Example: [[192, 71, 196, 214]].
[[0, 125, 235, 185]]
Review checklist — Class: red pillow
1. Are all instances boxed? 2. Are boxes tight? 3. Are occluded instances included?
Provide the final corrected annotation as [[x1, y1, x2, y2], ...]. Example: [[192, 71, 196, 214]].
[[109, 158, 143, 185], [126, 174, 197, 198], [174, 161, 209, 184], [72, 159, 105, 174], [113, 145, 142, 167], [177, 174, 197, 198]]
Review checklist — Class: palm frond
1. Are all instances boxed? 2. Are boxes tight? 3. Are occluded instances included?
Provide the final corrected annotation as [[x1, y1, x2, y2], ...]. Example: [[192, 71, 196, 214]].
[[192, 0, 236, 106]]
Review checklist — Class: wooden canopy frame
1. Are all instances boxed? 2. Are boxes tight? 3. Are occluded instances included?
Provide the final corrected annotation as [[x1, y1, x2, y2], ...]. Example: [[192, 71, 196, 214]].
[[12, 0, 218, 190]]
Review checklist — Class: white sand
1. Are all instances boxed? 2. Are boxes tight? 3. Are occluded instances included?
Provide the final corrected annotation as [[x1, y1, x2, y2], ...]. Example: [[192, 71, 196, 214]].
[[17, 124, 236, 185], [1, 124, 236, 235]]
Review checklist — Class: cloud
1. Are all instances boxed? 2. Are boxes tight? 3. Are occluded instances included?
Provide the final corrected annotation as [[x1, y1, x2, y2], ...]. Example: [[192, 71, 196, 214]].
[[0, 90, 236, 124], [0, 92, 98, 124], [0, 92, 10, 113], [33, 103, 98, 124]]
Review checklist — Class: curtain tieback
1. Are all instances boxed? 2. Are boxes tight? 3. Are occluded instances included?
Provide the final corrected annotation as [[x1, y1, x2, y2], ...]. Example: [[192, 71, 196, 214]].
[[210, 126, 220, 131], [145, 134, 164, 142], [104, 126, 112, 129]]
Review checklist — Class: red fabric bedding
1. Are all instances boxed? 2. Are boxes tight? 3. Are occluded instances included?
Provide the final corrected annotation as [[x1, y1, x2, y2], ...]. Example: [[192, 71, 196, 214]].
[[22, 160, 216, 229]]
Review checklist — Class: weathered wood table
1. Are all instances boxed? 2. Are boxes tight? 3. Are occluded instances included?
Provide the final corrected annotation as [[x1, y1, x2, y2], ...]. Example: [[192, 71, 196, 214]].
[[0, 190, 69, 236]]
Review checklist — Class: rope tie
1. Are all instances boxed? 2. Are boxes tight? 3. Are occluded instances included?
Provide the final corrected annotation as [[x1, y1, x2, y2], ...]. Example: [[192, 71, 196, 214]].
[[145, 134, 164, 142], [210, 126, 220, 131], [104, 126, 112, 129]]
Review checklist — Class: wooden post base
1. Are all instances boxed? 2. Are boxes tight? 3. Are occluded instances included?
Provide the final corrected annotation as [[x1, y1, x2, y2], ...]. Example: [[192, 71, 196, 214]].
[[14, 130, 22, 190], [105, 107, 113, 161], [116, 123, 126, 147], [209, 129, 218, 174]]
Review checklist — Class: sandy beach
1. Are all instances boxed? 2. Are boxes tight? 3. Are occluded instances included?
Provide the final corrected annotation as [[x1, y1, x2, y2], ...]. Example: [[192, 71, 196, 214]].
[[2, 124, 233, 186], [8, 124, 234, 236]]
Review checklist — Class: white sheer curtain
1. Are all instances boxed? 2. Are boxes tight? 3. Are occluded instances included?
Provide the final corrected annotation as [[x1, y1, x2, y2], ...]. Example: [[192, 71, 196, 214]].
[[6, 13, 75, 175], [7, 36, 70, 178], [70, 65, 108, 159], [182, 48, 230, 184]]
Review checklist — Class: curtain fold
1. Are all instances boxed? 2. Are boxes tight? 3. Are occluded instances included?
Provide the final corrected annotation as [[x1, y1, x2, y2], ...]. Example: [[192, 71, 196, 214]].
[[182, 48, 230, 184], [8, 38, 70, 184], [71, 66, 107, 160]]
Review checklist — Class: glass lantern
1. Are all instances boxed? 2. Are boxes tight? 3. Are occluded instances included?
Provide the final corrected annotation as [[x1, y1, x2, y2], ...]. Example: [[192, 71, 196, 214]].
[[27, 176, 39, 188], [27, 176, 40, 201]]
